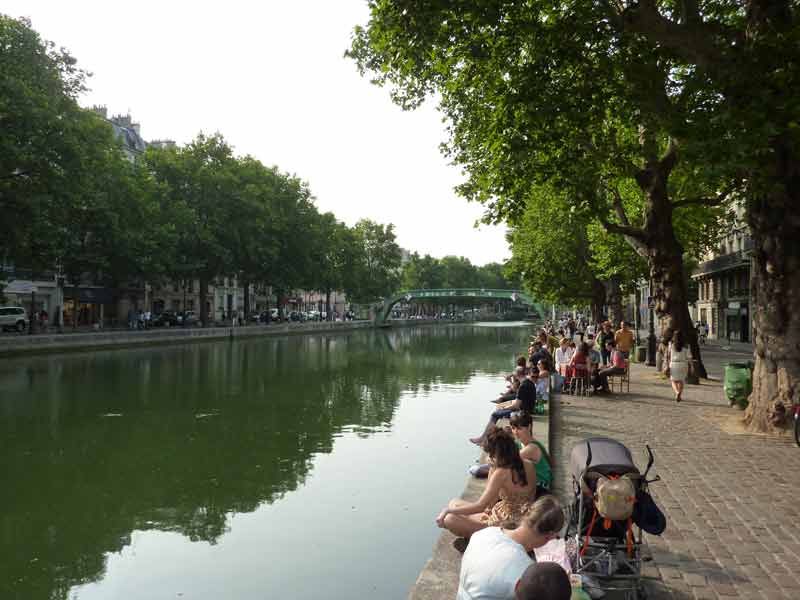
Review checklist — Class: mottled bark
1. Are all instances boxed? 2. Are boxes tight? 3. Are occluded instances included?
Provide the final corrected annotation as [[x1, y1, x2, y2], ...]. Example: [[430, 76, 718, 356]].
[[607, 276, 623, 325], [591, 278, 606, 324], [632, 145, 707, 379], [744, 141, 800, 432]]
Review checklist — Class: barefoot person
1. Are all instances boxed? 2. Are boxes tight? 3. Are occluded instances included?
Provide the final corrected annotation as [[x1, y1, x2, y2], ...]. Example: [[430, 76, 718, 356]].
[[455, 496, 565, 600], [470, 378, 535, 446], [437, 428, 536, 538]]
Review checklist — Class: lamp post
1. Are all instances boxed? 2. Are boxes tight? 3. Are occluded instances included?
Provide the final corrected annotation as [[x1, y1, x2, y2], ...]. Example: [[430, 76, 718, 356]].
[[646, 294, 657, 367]]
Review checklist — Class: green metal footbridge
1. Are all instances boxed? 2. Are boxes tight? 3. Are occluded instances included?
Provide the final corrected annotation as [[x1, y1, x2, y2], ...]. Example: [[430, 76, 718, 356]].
[[375, 288, 545, 325]]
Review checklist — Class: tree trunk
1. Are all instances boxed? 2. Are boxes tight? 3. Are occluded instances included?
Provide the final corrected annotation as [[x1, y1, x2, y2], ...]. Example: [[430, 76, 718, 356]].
[[624, 148, 708, 379], [242, 278, 250, 325], [607, 276, 623, 325], [642, 198, 708, 379], [199, 277, 208, 327], [590, 278, 606, 324], [743, 144, 800, 432]]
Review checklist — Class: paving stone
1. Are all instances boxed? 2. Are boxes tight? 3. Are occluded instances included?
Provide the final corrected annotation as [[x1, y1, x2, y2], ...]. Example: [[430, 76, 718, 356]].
[[551, 363, 800, 600]]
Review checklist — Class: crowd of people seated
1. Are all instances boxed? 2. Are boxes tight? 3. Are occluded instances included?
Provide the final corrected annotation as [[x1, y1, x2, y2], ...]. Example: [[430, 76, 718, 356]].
[[433, 318, 635, 598]]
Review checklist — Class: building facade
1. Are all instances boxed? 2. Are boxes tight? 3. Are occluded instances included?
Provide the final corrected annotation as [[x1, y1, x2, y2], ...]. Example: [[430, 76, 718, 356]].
[[692, 209, 753, 342]]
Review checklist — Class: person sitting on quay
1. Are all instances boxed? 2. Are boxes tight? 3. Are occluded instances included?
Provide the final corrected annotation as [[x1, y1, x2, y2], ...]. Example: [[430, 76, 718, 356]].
[[438, 428, 538, 538], [531, 359, 551, 404], [469, 397, 552, 485], [453, 495, 566, 600], [507, 358, 528, 382], [494, 374, 522, 405], [509, 411, 553, 498], [530, 338, 553, 373], [470, 377, 536, 446], [514, 562, 572, 600], [614, 320, 635, 359]]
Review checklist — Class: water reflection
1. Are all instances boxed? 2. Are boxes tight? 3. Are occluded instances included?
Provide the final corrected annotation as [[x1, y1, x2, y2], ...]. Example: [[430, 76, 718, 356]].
[[0, 324, 532, 600]]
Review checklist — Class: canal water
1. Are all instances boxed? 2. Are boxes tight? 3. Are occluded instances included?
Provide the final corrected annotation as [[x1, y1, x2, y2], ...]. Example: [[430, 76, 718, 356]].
[[0, 323, 535, 600]]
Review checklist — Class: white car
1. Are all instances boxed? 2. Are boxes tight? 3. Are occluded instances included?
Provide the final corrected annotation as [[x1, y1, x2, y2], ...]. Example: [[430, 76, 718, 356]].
[[0, 306, 29, 332]]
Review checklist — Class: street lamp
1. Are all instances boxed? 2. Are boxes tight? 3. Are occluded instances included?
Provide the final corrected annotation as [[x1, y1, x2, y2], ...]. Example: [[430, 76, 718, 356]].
[[646, 294, 657, 366]]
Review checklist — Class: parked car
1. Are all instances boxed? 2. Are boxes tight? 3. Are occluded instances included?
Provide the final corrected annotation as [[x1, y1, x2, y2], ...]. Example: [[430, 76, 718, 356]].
[[178, 310, 199, 326], [152, 311, 179, 327], [0, 306, 28, 332], [250, 311, 273, 323]]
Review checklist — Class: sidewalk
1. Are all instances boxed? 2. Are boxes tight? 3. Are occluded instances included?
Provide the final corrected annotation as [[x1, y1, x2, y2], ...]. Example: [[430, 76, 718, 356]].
[[551, 363, 800, 600], [408, 406, 551, 599]]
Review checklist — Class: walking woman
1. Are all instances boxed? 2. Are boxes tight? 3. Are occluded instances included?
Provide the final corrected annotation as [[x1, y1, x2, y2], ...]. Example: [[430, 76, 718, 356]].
[[667, 329, 691, 402]]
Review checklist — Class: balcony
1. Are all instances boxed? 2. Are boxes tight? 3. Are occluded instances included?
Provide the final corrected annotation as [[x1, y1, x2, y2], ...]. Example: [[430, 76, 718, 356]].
[[693, 251, 750, 277]]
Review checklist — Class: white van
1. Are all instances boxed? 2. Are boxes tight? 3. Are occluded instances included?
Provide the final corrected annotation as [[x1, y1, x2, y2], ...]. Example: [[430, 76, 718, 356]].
[[0, 306, 29, 332]]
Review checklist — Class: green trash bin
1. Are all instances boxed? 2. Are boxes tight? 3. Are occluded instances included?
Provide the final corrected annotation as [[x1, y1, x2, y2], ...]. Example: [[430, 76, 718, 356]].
[[636, 346, 647, 363], [724, 363, 752, 409]]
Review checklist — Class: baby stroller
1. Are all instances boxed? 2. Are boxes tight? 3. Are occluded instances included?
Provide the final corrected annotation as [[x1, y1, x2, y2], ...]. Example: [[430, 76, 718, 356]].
[[567, 437, 664, 600]]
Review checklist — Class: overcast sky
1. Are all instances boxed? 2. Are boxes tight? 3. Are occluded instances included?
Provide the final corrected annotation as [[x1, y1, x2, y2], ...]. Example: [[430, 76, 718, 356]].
[[5, 1, 510, 266]]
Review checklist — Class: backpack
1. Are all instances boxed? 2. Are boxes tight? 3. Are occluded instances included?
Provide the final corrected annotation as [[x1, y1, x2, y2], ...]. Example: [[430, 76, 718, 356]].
[[594, 475, 636, 521]]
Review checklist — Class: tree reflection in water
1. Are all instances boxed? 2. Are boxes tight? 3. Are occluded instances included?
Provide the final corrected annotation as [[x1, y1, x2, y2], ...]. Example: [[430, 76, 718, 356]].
[[0, 324, 531, 599]]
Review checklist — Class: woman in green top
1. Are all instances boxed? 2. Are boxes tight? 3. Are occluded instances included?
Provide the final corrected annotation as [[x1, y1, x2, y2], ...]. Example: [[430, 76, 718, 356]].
[[509, 411, 553, 497]]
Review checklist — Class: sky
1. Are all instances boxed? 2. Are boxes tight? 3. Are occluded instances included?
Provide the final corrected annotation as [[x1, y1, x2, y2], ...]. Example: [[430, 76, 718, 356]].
[[4, 1, 510, 266]]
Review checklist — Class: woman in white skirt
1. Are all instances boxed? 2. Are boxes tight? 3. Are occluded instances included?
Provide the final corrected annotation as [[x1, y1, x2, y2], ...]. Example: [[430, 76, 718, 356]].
[[667, 330, 691, 402]]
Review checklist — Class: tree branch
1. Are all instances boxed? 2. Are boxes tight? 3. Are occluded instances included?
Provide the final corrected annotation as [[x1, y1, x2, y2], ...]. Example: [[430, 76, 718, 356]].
[[610, 186, 632, 226], [618, 0, 726, 71], [672, 180, 739, 209]]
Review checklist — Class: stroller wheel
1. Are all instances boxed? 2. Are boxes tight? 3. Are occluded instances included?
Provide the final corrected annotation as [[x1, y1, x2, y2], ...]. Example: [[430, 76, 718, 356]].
[[625, 585, 647, 600]]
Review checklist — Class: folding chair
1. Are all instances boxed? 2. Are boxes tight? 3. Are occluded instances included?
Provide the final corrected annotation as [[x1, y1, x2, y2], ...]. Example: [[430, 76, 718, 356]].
[[609, 362, 630, 393]]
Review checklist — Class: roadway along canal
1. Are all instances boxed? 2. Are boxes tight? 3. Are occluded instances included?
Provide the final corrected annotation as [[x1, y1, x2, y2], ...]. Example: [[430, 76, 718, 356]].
[[0, 322, 536, 600]]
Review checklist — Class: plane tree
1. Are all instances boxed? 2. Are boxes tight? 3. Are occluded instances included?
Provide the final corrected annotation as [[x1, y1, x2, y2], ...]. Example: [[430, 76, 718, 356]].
[[349, 0, 741, 381]]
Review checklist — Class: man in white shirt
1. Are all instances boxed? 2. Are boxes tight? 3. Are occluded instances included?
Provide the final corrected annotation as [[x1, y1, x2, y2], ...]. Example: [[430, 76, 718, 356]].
[[456, 496, 564, 600]]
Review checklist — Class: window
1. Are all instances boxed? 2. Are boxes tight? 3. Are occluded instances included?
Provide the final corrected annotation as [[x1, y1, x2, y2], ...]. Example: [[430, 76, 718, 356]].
[[187, 299, 195, 310]]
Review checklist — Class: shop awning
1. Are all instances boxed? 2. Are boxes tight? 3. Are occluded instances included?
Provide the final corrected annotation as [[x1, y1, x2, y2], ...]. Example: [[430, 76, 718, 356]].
[[63, 287, 119, 304]]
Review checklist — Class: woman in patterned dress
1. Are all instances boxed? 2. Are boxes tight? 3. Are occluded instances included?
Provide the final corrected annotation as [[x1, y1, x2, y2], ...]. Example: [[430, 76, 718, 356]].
[[436, 428, 536, 538]]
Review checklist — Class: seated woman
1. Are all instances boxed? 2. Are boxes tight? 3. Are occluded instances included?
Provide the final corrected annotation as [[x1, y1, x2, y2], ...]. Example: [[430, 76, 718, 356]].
[[437, 427, 537, 538], [533, 359, 550, 403], [470, 378, 535, 445], [568, 342, 589, 379], [595, 340, 627, 392], [509, 411, 553, 497], [554, 338, 572, 377]]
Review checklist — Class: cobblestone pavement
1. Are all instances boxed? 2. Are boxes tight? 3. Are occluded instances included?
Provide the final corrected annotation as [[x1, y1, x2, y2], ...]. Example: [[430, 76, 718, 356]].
[[550, 364, 800, 600]]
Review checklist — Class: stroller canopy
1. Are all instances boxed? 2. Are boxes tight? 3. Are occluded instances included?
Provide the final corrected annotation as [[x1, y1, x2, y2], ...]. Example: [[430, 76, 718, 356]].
[[570, 437, 640, 483]]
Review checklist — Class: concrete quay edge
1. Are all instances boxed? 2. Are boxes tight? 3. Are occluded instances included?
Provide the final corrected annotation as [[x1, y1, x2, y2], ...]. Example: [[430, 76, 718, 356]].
[[0, 319, 480, 357], [407, 402, 552, 600], [0, 320, 375, 357]]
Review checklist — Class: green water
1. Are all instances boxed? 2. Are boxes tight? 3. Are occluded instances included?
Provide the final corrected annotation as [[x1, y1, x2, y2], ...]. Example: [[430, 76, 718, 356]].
[[0, 323, 535, 600]]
